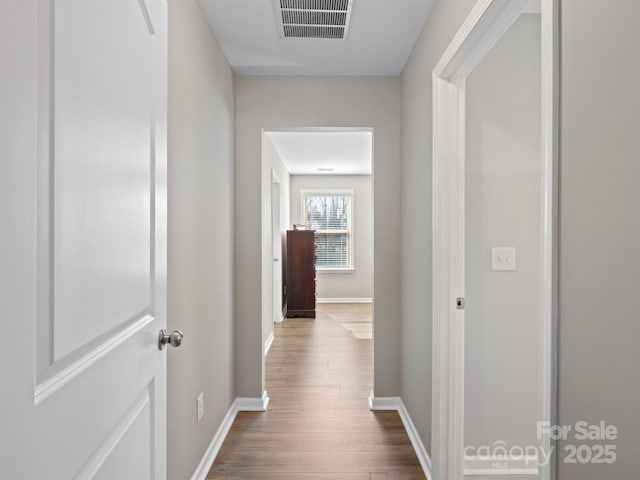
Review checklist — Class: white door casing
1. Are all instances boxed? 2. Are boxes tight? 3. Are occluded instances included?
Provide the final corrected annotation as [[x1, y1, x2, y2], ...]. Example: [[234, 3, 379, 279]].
[[0, 0, 167, 478], [271, 170, 282, 323], [431, 1, 557, 480]]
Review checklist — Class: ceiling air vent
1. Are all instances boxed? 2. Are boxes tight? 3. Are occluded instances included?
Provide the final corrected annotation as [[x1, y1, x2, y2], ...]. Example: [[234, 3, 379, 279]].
[[275, 0, 354, 39]]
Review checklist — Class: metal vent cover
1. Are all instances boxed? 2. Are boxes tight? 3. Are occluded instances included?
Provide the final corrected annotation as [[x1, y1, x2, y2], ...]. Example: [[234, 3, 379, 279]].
[[275, 0, 353, 39]]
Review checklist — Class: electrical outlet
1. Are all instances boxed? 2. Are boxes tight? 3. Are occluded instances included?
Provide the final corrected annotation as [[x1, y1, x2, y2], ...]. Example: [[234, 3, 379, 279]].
[[491, 247, 516, 271], [196, 392, 204, 423]]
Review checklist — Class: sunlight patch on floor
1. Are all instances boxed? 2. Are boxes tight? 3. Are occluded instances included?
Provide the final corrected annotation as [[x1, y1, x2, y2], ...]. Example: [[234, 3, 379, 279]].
[[319, 303, 373, 339]]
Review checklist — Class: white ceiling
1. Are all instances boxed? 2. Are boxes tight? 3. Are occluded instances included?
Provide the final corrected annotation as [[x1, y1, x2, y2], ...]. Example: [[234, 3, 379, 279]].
[[197, 0, 436, 75], [266, 130, 372, 175]]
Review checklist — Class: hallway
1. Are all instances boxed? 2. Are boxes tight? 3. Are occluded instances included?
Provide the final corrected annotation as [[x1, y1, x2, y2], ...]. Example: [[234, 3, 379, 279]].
[[208, 304, 425, 479]]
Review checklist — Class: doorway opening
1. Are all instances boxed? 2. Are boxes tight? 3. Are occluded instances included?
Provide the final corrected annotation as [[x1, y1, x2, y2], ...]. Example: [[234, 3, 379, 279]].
[[260, 126, 375, 398]]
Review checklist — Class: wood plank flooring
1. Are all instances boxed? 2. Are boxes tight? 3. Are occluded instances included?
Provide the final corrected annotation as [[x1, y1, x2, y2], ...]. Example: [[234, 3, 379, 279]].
[[207, 303, 425, 479]]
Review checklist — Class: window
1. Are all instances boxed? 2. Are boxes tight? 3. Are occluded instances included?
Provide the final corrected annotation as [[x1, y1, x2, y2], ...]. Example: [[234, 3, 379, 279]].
[[302, 190, 353, 270]]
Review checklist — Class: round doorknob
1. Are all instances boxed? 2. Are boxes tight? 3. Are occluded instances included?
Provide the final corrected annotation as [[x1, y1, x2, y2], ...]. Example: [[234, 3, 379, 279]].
[[158, 329, 183, 350]]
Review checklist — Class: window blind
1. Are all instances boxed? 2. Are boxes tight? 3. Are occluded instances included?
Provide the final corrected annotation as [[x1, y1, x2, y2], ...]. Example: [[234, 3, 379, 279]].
[[303, 194, 352, 269]]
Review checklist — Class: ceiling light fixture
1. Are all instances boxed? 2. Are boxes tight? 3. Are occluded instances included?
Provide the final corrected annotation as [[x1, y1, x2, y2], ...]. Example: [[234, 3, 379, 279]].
[[318, 167, 335, 172]]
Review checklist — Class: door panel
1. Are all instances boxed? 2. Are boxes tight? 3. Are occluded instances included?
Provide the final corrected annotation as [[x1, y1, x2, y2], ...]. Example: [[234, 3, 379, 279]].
[[0, 1, 167, 478], [77, 388, 153, 480], [53, 0, 154, 360]]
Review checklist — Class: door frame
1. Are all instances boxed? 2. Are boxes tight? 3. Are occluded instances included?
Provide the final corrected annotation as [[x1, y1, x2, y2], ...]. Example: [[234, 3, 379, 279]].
[[431, 1, 558, 479], [260, 126, 375, 397], [271, 169, 284, 323]]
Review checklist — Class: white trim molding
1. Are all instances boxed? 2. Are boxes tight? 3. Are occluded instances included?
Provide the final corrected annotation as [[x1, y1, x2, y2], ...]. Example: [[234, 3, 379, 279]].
[[369, 392, 432, 480], [317, 297, 372, 304], [431, 1, 558, 480], [190, 399, 239, 480], [236, 390, 270, 412], [538, 2, 560, 480], [264, 330, 275, 356], [190, 390, 272, 480], [368, 393, 398, 410]]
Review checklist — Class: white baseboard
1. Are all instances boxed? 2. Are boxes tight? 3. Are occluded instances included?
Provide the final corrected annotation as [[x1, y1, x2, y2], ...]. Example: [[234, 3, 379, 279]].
[[264, 331, 274, 356], [368, 393, 399, 410], [463, 455, 538, 476], [236, 390, 270, 411], [317, 297, 372, 304], [397, 400, 433, 479], [369, 392, 432, 480], [190, 399, 238, 480], [191, 391, 270, 480], [274, 307, 286, 323]]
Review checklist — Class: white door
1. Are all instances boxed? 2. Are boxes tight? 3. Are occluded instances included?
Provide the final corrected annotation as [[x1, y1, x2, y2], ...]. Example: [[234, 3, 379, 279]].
[[272, 174, 282, 323], [0, 1, 168, 478]]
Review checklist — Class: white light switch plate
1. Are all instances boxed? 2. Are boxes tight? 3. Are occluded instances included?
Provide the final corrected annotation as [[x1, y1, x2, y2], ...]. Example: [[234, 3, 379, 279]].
[[491, 247, 516, 271]]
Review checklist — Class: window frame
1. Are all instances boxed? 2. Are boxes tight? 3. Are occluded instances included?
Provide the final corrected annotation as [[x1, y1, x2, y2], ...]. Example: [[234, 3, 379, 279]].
[[300, 188, 355, 273]]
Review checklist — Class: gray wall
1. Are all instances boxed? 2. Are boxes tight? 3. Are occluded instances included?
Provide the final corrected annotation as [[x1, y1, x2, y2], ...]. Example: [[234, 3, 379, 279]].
[[167, 1, 235, 478], [290, 175, 373, 300], [558, 0, 640, 478], [400, 0, 476, 453], [235, 76, 401, 397], [465, 14, 541, 450]]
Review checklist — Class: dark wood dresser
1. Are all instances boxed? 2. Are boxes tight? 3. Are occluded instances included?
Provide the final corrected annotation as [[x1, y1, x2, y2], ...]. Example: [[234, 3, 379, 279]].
[[286, 230, 316, 318]]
